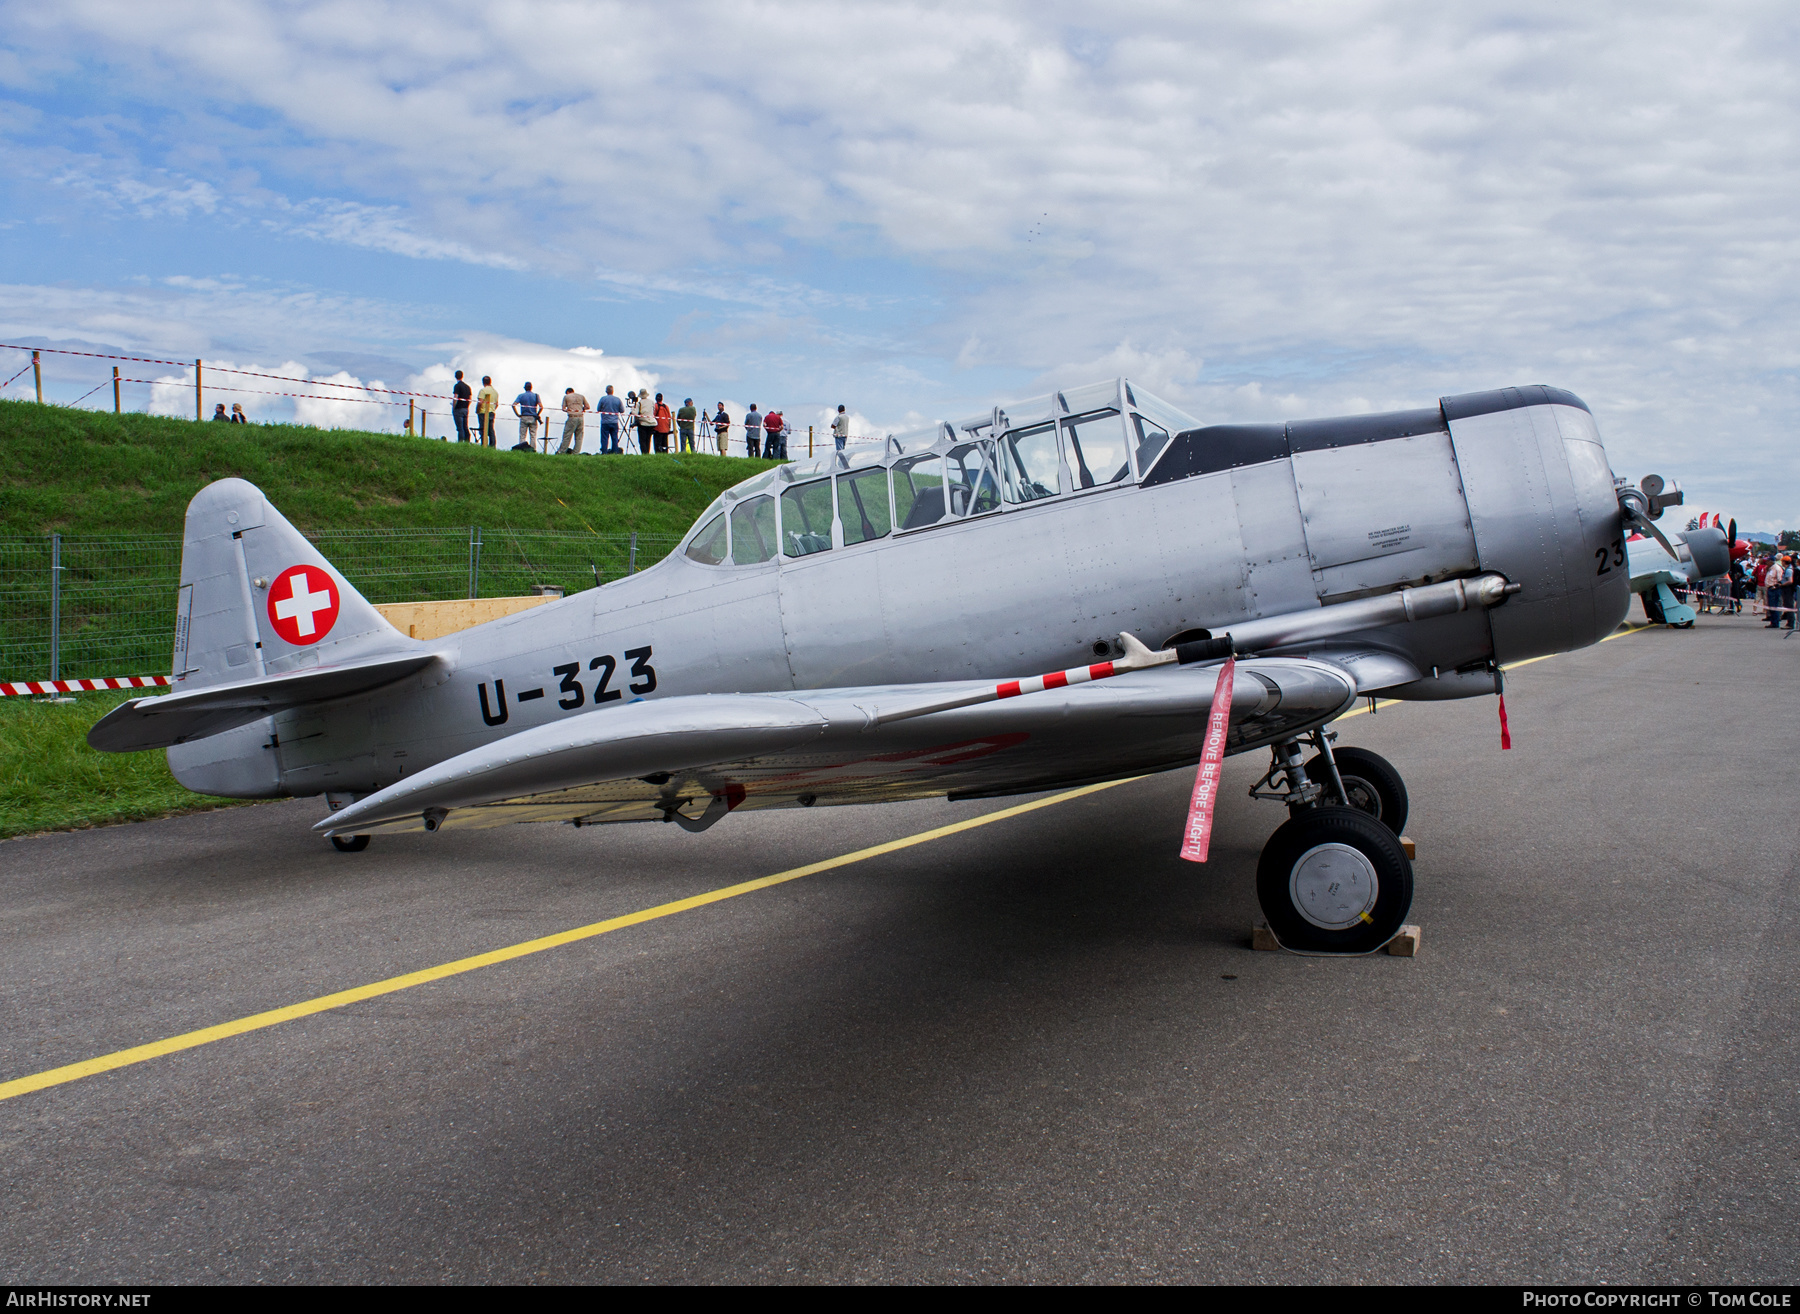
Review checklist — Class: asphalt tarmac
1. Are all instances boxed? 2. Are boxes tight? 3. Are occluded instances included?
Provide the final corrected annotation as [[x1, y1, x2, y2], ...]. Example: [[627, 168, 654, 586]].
[[2, 615, 1795, 1284]]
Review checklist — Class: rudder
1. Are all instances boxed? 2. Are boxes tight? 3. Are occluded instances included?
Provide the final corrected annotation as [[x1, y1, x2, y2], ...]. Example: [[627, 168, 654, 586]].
[[173, 477, 414, 691]]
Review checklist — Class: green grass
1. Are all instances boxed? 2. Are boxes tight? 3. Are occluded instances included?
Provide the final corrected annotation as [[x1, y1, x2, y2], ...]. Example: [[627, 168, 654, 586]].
[[0, 401, 784, 840], [0, 689, 253, 840], [1, 400, 779, 538]]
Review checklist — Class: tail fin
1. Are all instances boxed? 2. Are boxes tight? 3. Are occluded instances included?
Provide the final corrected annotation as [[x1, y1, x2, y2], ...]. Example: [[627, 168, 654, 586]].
[[172, 477, 414, 689]]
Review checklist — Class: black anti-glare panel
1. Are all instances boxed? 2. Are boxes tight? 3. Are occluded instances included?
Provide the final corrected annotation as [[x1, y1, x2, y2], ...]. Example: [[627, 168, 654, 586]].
[[1286, 407, 1446, 453], [1440, 384, 1590, 421], [1140, 423, 1288, 487], [1139, 384, 1591, 488]]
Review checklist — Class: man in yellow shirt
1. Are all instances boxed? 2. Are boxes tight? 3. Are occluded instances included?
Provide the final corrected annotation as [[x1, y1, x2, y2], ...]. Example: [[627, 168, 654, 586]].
[[475, 376, 500, 447]]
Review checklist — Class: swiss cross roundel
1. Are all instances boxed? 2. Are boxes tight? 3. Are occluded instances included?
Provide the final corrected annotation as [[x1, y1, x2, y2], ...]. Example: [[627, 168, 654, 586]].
[[267, 565, 340, 646]]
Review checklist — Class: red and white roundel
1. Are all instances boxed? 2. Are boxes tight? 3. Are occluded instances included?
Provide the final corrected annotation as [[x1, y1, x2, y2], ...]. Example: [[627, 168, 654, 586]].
[[267, 565, 340, 646]]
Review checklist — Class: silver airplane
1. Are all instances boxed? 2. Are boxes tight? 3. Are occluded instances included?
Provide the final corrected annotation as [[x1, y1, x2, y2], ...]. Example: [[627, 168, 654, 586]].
[[91, 379, 1649, 954], [1617, 482, 1734, 626]]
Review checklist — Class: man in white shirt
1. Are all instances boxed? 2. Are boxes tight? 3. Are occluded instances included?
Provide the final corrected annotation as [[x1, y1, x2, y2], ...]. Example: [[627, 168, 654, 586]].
[[832, 404, 850, 451], [635, 388, 656, 454]]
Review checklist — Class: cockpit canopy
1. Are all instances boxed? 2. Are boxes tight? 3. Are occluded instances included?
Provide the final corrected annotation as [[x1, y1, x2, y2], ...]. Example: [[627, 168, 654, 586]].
[[680, 379, 1199, 566]]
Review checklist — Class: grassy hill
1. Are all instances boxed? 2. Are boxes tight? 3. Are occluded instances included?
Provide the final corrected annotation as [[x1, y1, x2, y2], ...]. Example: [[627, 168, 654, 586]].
[[1, 400, 777, 539], [0, 401, 781, 840]]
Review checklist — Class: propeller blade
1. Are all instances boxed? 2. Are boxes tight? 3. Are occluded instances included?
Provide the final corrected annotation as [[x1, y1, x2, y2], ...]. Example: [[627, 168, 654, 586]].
[[1626, 509, 1679, 560]]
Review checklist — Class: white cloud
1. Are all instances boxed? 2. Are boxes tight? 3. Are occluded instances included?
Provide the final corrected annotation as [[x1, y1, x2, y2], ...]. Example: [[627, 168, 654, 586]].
[[3, 1, 1799, 522], [0, 279, 418, 364], [413, 336, 657, 418], [271, 199, 527, 270]]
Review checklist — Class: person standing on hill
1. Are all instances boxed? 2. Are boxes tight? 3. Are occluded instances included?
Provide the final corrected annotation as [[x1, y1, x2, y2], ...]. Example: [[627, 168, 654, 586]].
[[597, 384, 624, 454], [558, 386, 589, 454], [764, 408, 786, 460], [451, 370, 473, 442], [476, 376, 499, 446], [654, 392, 672, 453], [677, 397, 698, 453], [513, 382, 542, 450], [744, 404, 763, 458], [635, 388, 656, 454], [832, 404, 850, 451]]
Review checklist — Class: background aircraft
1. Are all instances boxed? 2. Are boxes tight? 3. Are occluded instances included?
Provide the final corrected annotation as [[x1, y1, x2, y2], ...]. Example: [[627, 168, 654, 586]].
[[91, 380, 1639, 954], [1620, 479, 1735, 626]]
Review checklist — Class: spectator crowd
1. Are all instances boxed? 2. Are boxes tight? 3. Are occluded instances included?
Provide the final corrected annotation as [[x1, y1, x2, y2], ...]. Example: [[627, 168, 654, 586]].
[[1749, 547, 1796, 631], [1679, 537, 1797, 631], [429, 369, 851, 462]]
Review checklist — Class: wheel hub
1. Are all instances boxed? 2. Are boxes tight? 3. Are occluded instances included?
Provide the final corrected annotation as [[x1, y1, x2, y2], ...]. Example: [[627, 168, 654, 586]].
[[1288, 842, 1380, 930], [1340, 773, 1380, 818]]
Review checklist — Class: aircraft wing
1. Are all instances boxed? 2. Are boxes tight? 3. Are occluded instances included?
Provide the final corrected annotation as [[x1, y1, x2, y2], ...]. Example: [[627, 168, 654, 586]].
[[316, 658, 1360, 837]]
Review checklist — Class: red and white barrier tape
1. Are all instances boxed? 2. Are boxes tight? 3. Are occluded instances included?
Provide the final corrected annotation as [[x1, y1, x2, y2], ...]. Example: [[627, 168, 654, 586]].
[[1, 343, 452, 401], [1, 675, 168, 697], [117, 377, 423, 408], [0, 343, 188, 368]]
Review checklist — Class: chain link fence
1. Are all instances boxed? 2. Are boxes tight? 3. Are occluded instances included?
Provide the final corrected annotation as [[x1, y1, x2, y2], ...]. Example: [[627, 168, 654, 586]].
[[0, 527, 682, 681]]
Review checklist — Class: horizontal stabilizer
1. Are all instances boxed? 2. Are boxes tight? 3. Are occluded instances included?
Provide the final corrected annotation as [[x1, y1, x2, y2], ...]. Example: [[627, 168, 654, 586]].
[[88, 652, 441, 752]]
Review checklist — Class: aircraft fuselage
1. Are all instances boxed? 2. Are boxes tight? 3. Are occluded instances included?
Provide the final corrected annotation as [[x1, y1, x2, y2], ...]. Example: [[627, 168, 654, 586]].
[[168, 382, 1627, 801]]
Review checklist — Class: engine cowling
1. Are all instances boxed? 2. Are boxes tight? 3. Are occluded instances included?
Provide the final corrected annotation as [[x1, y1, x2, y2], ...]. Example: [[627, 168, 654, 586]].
[[1683, 526, 1731, 579]]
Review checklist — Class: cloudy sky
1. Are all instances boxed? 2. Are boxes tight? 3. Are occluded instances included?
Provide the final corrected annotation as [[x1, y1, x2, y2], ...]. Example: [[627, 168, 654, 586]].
[[1, 1, 1795, 525]]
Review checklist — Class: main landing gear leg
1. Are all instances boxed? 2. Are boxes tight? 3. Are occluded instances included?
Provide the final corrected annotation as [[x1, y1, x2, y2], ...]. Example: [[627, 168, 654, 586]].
[[1249, 730, 1413, 954]]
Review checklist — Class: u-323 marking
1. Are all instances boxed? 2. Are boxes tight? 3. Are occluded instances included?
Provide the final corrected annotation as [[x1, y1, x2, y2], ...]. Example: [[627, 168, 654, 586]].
[[477, 645, 657, 726]]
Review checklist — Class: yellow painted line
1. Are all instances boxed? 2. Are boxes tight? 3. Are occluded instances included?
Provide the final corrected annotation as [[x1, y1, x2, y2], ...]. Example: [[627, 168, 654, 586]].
[[2, 619, 1662, 1105], [0, 777, 1135, 1105], [1504, 620, 1651, 672]]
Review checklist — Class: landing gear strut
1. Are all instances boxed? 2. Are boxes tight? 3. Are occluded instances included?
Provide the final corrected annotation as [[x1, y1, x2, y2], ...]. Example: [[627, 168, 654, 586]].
[[1249, 730, 1413, 953], [1306, 745, 1408, 834]]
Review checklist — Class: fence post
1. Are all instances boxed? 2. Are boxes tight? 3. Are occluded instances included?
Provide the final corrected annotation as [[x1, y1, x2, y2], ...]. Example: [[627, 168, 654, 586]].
[[49, 533, 61, 680], [468, 526, 482, 598], [628, 532, 637, 575], [113, 366, 121, 413], [32, 350, 42, 404], [809, 425, 814, 458], [195, 359, 203, 421]]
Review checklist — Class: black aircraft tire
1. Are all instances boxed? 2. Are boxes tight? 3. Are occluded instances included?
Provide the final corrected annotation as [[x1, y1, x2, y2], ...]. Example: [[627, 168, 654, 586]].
[[1305, 747, 1408, 835], [1257, 807, 1413, 954], [330, 834, 370, 853]]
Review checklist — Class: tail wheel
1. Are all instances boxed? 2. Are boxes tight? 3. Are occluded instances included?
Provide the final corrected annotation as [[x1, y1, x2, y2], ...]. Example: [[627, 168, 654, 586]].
[[1305, 746, 1408, 835], [1257, 807, 1413, 954], [330, 834, 370, 853]]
